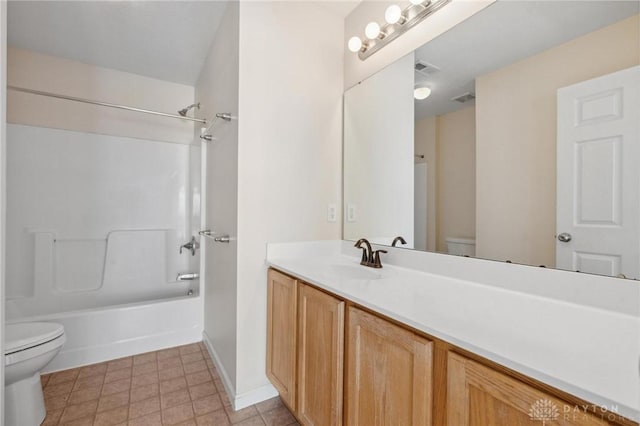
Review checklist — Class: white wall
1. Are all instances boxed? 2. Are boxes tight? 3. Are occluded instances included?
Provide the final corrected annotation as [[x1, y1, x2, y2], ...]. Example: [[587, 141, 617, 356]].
[[7, 48, 195, 144], [235, 1, 343, 401], [0, 2, 7, 422], [196, 0, 240, 394], [344, 53, 415, 246], [344, 0, 494, 88]]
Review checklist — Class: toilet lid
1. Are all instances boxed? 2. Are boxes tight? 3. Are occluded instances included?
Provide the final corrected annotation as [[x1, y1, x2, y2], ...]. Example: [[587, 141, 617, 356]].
[[5, 322, 65, 354]]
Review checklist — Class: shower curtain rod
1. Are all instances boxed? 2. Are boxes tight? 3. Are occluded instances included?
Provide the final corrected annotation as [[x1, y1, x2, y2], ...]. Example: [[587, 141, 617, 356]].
[[7, 85, 208, 124]]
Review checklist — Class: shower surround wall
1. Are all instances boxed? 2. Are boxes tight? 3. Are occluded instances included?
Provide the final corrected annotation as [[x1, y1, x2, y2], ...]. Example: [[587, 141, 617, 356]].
[[6, 124, 195, 314], [5, 47, 204, 367]]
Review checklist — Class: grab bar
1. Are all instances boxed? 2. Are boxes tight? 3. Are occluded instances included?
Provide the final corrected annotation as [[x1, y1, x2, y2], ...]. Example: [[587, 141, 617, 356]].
[[199, 230, 231, 243]]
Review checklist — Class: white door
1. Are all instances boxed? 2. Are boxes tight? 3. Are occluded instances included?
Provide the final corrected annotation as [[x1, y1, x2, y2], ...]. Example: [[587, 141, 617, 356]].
[[557, 66, 640, 279]]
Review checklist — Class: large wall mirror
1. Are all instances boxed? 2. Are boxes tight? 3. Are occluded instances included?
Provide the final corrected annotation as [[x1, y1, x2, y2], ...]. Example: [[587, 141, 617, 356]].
[[344, 1, 640, 279]]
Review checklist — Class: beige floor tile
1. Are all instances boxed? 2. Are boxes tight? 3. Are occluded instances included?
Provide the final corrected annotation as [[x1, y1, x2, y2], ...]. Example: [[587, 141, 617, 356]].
[[68, 385, 102, 405], [161, 376, 189, 394], [162, 401, 195, 425], [260, 405, 297, 426], [60, 414, 95, 426], [192, 394, 223, 416], [159, 356, 183, 370], [133, 351, 157, 365], [162, 388, 192, 410], [93, 405, 128, 426], [41, 374, 51, 388], [186, 370, 212, 387], [189, 382, 217, 400], [45, 381, 75, 398], [224, 406, 258, 424], [196, 408, 231, 426], [254, 397, 283, 414], [48, 368, 80, 386], [233, 415, 266, 426], [181, 351, 204, 365], [106, 357, 133, 372], [42, 343, 296, 426], [97, 390, 130, 413], [133, 361, 158, 376], [179, 343, 202, 356], [104, 366, 132, 383], [101, 377, 131, 396], [159, 365, 185, 381], [45, 393, 71, 410], [131, 371, 159, 388], [183, 360, 208, 374], [73, 374, 104, 392], [129, 395, 161, 419], [128, 411, 162, 426], [59, 400, 99, 423], [77, 363, 107, 379], [41, 408, 63, 426], [157, 347, 181, 360], [130, 382, 159, 403]]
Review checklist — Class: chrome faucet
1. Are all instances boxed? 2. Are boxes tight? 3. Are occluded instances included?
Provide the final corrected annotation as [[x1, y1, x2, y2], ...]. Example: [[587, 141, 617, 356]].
[[180, 236, 199, 256], [354, 238, 387, 268], [392, 236, 407, 247]]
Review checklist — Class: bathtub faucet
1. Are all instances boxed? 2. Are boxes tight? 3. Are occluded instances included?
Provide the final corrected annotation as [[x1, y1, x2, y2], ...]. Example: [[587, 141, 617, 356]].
[[180, 236, 199, 256]]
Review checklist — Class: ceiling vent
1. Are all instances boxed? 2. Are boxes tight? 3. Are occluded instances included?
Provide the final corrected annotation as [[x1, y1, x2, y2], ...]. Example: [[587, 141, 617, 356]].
[[451, 92, 476, 103], [414, 61, 441, 76]]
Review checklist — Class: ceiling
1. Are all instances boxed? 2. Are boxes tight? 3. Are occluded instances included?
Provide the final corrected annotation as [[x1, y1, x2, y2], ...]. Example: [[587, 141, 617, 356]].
[[7, 1, 228, 86], [414, 1, 639, 119]]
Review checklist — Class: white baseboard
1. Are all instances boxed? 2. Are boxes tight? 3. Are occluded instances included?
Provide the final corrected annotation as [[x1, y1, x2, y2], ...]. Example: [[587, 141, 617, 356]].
[[202, 331, 278, 411]]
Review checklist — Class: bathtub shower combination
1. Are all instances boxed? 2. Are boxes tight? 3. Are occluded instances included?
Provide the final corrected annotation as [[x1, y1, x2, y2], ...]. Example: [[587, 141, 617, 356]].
[[5, 123, 204, 372]]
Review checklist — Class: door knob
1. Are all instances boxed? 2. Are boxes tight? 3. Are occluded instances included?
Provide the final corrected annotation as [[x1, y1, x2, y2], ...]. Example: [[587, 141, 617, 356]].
[[557, 232, 572, 243]]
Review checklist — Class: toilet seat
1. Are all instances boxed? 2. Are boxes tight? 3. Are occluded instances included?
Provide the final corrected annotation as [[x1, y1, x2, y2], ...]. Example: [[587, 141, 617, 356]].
[[5, 322, 65, 366]]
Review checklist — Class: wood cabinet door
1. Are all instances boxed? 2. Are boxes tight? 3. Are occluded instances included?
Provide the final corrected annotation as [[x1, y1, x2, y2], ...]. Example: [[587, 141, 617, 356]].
[[447, 352, 610, 426], [266, 269, 298, 410], [346, 306, 433, 426], [297, 284, 345, 426]]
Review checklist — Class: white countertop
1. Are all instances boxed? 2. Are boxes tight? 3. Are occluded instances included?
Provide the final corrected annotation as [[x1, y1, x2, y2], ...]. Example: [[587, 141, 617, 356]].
[[266, 240, 640, 422]]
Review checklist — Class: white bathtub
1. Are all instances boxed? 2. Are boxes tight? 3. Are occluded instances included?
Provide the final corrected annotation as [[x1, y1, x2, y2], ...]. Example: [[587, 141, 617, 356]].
[[7, 293, 203, 373]]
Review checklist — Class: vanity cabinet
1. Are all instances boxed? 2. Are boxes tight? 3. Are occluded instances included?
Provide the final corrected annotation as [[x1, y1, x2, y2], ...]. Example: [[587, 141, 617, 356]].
[[266, 268, 636, 426], [297, 284, 345, 426], [447, 352, 609, 426], [267, 269, 345, 425], [266, 269, 298, 410], [345, 306, 433, 425]]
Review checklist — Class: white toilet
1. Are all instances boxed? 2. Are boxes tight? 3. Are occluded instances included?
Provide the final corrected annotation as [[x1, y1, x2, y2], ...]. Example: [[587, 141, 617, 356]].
[[445, 237, 476, 257], [5, 322, 66, 426]]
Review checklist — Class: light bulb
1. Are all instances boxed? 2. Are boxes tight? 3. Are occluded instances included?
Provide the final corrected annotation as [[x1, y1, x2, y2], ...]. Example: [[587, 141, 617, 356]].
[[385, 5, 402, 24], [348, 36, 363, 53], [410, 0, 425, 5], [365, 22, 381, 40], [414, 86, 432, 100]]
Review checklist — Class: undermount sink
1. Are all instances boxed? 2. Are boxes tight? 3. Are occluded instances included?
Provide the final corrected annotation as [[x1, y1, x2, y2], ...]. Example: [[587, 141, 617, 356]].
[[328, 264, 383, 281]]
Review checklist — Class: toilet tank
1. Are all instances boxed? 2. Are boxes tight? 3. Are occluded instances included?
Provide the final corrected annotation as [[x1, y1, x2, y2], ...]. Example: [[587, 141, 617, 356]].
[[445, 237, 476, 257]]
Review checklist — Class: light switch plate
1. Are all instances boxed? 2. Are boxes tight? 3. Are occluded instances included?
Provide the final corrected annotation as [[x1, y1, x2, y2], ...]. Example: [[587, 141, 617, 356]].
[[347, 204, 356, 222], [327, 204, 337, 222]]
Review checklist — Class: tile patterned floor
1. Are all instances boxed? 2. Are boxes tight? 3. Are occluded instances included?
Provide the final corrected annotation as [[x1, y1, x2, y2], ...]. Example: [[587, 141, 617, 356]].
[[40, 342, 298, 426]]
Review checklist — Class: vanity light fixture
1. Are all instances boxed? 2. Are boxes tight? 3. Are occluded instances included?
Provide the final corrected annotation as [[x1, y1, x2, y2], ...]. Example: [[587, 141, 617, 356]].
[[365, 22, 383, 40], [348, 36, 364, 53], [414, 85, 432, 100], [385, 5, 405, 25], [348, 0, 451, 61]]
